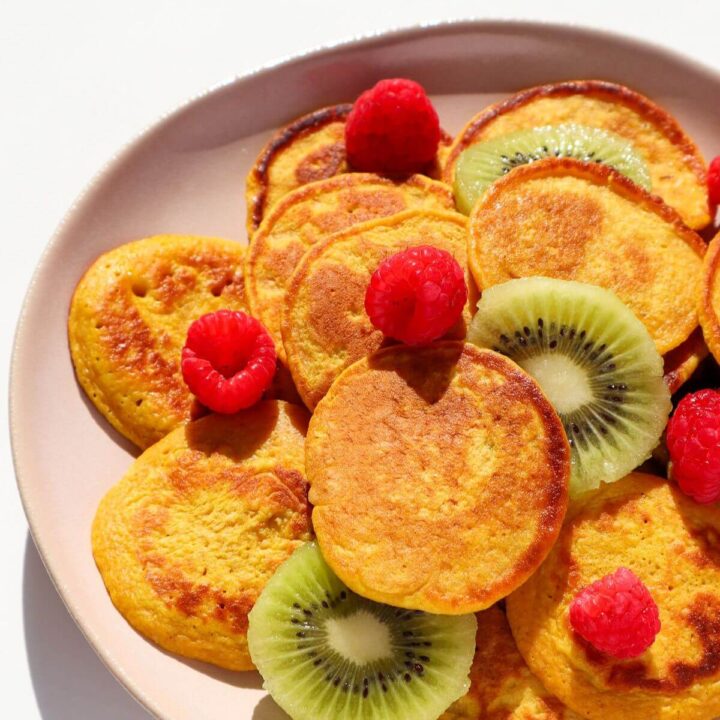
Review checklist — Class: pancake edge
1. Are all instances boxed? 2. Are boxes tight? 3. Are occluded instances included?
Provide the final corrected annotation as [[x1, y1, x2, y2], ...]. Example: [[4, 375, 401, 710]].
[[699, 231, 720, 363]]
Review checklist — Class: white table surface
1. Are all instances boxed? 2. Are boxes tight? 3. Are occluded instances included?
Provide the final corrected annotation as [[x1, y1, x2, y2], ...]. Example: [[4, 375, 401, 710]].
[[3, 1, 720, 717]]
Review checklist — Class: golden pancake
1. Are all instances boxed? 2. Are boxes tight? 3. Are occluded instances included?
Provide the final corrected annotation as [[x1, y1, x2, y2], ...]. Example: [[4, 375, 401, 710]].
[[443, 80, 711, 229], [700, 231, 720, 363], [506, 472, 720, 720], [663, 328, 709, 395], [441, 606, 580, 720], [69, 234, 248, 449], [92, 401, 311, 671], [246, 104, 453, 234], [306, 342, 570, 614], [245, 173, 454, 362], [246, 105, 351, 235], [283, 209, 475, 409], [468, 159, 706, 355]]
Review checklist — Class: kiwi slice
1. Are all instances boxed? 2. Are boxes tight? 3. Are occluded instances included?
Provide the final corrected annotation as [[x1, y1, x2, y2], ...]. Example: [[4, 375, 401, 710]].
[[468, 277, 671, 497], [248, 542, 476, 720], [454, 123, 651, 213]]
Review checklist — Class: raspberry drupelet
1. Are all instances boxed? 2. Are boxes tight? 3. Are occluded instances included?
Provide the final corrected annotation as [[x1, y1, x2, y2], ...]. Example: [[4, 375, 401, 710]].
[[345, 78, 441, 174], [569, 567, 661, 659], [365, 245, 467, 346], [181, 310, 276, 414]]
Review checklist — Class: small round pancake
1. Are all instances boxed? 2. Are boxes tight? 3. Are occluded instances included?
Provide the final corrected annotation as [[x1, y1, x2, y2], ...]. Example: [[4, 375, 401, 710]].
[[246, 105, 351, 235], [468, 159, 706, 355], [92, 401, 311, 671], [245, 173, 454, 362], [306, 342, 570, 614], [69, 234, 248, 449], [443, 80, 711, 229], [441, 606, 581, 720], [700, 231, 720, 364], [245, 104, 453, 234], [283, 209, 475, 409], [506, 472, 720, 720], [663, 328, 709, 395]]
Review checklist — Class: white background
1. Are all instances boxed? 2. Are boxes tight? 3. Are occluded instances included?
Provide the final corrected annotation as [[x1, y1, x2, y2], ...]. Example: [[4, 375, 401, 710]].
[[2, 1, 720, 718]]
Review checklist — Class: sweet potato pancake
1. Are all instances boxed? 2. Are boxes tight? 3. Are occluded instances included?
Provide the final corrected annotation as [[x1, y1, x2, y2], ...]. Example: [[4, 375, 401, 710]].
[[440, 606, 580, 720], [68, 234, 247, 448], [246, 104, 452, 234], [468, 159, 706, 355], [443, 80, 711, 229], [92, 401, 311, 671], [700, 231, 720, 364], [306, 342, 570, 614], [283, 209, 474, 409], [506, 472, 720, 720], [245, 173, 454, 362], [246, 105, 351, 235]]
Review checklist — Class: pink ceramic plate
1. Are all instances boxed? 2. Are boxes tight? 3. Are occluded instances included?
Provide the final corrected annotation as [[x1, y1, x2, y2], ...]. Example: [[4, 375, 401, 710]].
[[10, 20, 720, 720]]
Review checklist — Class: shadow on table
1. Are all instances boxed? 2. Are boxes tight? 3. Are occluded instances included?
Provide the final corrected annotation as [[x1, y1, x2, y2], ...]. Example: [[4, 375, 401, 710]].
[[22, 533, 151, 720]]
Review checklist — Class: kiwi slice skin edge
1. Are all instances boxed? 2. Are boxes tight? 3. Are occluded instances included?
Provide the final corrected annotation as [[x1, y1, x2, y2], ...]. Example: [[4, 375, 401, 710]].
[[468, 277, 671, 497], [248, 542, 477, 720], [454, 123, 651, 214]]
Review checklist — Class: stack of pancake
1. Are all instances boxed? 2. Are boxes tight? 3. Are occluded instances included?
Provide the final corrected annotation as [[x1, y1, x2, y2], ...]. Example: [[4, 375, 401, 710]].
[[69, 79, 720, 719]]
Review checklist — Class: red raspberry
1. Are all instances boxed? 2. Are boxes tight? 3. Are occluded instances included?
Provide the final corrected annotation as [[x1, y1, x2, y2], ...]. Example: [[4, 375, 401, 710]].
[[666, 389, 720, 503], [181, 310, 276, 414], [365, 245, 467, 345], [345, 78, 440, 174], [569, 567, 661, 659], [708, 156, 720, 209]]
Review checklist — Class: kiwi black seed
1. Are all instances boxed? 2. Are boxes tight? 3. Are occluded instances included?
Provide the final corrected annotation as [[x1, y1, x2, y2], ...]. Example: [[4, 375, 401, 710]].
[[453, 123, 651, 213], [247, 542, 476, 720], [468, 277, 671, 496]]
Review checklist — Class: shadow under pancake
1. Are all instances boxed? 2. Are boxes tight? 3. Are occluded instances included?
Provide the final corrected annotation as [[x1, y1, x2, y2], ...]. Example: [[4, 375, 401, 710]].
[[171, 655, 264, 690], [75, 377, 141, 459], [22, 534, 152, 720]]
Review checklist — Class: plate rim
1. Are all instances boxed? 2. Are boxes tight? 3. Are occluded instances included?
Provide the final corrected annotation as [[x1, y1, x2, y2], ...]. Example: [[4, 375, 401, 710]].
[[9, 18, 720, 720]]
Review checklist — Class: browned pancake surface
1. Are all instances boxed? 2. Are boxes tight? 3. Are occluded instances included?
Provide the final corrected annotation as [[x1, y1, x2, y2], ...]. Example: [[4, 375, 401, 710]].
[[92, 402, 311, 671], [468, 159, 705, 355], [306, 342, 569, 614], [245, 173, 454, 361]]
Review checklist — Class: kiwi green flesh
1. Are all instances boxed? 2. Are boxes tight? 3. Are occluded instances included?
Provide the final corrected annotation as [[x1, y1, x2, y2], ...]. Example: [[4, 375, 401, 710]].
[[468, 277, 671, 497], [247, 542, 476, 720], [454, 123, 652, 214]]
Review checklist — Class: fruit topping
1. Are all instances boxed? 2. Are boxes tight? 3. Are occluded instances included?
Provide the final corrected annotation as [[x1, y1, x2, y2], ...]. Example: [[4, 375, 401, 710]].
[[181, 310, 276, 413], [364, 245, 467, 345], [247, 541, 476, 720], [345, 78, 441, 174], [666, 388, 720, 504], [569, 567, 661, 659], [453, 123, 651, 214], [468, 277, 671, 496], [709, 156, 720, 209]]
